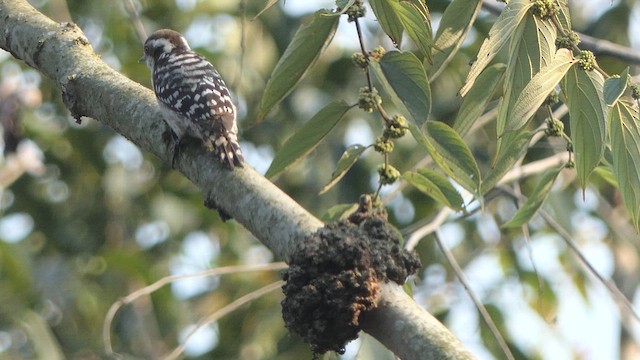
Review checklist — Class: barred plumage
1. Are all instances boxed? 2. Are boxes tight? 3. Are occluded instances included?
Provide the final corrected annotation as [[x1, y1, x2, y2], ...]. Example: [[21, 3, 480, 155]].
[[142, 29, 243, 169]]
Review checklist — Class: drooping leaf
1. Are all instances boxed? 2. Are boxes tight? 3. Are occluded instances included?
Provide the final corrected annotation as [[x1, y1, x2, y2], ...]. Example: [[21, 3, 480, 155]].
[[505, 48, 575, 134], [604, 67, 629, 106], [502, 167, 562, 228], [497, 15, 556, 136], [252, 0, 281, 20], [453, 63, 505, 138], [265, 100, 352, 178], [368, 0, 404, 46], [428, 0, 483, 81], [564, 66, 607, 189], [256, 10, 339, 122], [371, 51, 431, 126], [410, 121, 481, 196], [393, 0, 434, 63], [460, 0, 534, 96], [404, 169, 465, 211], [482, 130, 533, 193], [593, 165, 618, 187], [609, 101, 640, 230], [319, 144, 368, 194], [335, 0, 357, 10]]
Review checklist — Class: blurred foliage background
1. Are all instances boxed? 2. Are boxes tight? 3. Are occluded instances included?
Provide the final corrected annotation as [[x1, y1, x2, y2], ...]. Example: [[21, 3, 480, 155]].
[[1, 0, 640, 359]]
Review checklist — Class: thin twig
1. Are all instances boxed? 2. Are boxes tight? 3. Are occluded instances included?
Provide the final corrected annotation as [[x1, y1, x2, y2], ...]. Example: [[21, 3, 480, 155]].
[[354, 17, 374, 90], [103, 262, 288, 357], [163, 281, 285, 360], [512, 182, 546, 314], [403, 152, 569, 251], [434, 232, 516, 360], [405, 207, 452, 251], [233, 0, 247, 90], [539, 209, 640, 324], [122, 0, 147, 44], [498, 185, 640, 326], [498, 152, 569, 185]]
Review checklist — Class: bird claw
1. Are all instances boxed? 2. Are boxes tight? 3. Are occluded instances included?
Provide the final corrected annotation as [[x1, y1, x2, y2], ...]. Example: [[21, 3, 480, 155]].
[[164, 128, 184, 169], [171, 136, 187, 169]]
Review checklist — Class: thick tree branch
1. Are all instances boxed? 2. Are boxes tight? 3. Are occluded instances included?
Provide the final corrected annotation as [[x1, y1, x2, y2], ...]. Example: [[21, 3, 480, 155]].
[[0, 1, 475, 359]]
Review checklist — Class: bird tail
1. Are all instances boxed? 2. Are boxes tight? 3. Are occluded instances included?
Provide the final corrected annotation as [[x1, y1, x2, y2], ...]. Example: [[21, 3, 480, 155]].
[[211, 132, 244, 169]]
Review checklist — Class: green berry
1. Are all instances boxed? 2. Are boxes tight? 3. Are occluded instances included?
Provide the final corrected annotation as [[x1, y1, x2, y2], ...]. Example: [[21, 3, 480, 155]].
[[555, 31, 580, 50], [544, 118, 564, 137], [630, 83, 640, 100], [345, 0, 366, 22], [545, 91, 560, 106], [374, 137, 394, 154], [378, 165, 400, 185], [384, 115, 408, 139], [352, 53, 368, 69], [358, 87, 382, 113], [369, 46, 386, 61], [532, 0, 557, 20], [578, 50, 596, 71]]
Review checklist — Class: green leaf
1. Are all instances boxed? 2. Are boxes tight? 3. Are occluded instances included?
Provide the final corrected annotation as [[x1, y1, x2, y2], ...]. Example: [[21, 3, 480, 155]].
[[460, 0, 534, 96], [410, 121, 481, 195], [453, 63, 505, 138], [604, 67, 629, 106], [321, 203, 359, 223], [428, 0, 483, 81], [482, 130, 533, 193], [371, 51, 431, 126], [564, 66, 607, 189], [404, 170, 465, 211], [609, 101, 640, 230], [319, 144, 368, 194], [505, 48, 575, 134], [265, 100, 352, 178], [502, 167, 562, 228], [393, 0, 434, 63], [368, 0, 404, 46], [256, 10, 339, 122]]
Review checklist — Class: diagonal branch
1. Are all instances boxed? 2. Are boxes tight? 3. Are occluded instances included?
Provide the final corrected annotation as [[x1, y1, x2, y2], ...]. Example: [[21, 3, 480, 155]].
[[0, 1, 474, 359]]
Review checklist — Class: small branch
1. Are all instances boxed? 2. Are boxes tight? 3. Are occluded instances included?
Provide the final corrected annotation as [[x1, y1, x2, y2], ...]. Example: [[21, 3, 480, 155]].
[[104, 263, 288, 358], [164, 281, 285, 360], [499, 186, 640, 327], [538, 209, 640, 325], [405, 207, 452, 251], [354, 17, 374, 91], [122, 0, 147, 44], [498, 152, 569, 185], [434, 232, 515, 360], [403, 152, 569, 251]]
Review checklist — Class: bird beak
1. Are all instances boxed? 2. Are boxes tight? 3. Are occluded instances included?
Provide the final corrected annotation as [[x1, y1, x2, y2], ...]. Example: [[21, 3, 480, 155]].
[[138, 55, 145, 63]]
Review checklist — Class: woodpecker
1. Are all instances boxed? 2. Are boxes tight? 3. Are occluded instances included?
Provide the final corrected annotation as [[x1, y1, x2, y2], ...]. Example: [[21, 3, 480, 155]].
[[141, 29, 243, 169]]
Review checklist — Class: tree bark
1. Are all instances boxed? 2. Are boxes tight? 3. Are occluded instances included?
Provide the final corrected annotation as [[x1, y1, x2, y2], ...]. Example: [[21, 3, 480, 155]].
[[0, 1, 475, 359]]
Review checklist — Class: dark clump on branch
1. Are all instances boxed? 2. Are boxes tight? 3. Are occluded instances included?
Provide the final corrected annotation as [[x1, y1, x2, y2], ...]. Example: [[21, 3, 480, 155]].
[[281, 195, 421, 356]]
